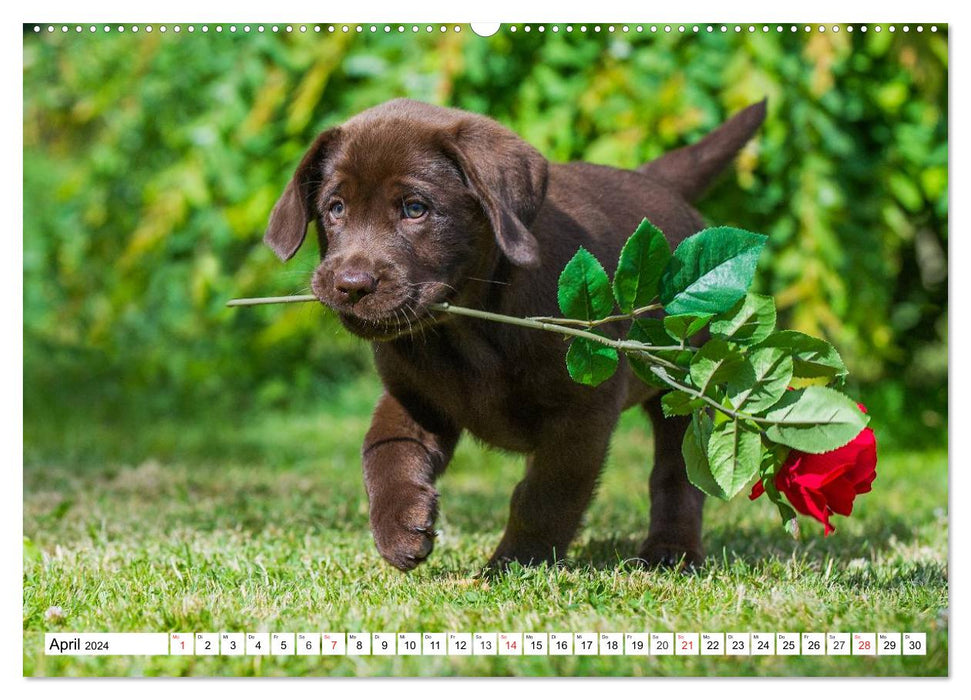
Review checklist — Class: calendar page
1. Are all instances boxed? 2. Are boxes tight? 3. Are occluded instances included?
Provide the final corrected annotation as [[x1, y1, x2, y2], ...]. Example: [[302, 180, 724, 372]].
[[21, 8, 949, 679]]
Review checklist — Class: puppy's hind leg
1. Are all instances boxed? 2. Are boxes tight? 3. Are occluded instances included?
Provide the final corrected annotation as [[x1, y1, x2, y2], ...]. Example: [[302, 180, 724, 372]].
[[639, 396, 705, 569], [486, 410, 618, 570]]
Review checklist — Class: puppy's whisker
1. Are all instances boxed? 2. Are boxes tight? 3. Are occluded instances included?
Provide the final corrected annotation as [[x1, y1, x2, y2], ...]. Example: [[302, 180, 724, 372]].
[[405, 280, 458, 294], [394, 307, 404, 336], [397, 307, 415, 340], [404, 280, 458, 307], [404, 302, 429, 346], [410, 302, 428, 345], [466, 277, 510, 286]]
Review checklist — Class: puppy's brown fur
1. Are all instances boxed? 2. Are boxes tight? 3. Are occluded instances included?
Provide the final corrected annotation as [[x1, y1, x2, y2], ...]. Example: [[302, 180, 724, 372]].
[[265, 99, 766, 571]]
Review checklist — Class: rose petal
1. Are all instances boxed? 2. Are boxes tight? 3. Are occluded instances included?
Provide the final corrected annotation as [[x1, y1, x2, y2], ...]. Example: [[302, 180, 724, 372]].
[[821, 477, 856, 516], [791, 461, 852, 491], [844, 429, 877, 489], [788, 485, 835, 535], [789, 454, 839, 478], [855, 472, 876, 495]]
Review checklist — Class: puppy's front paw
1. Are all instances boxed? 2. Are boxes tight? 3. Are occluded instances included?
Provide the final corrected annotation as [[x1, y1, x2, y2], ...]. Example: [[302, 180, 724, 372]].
[[369, 482, 439, 571]]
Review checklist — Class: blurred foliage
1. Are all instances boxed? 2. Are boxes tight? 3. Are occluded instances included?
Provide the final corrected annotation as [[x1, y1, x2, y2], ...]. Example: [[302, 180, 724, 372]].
[[23, 25, 947, 441]]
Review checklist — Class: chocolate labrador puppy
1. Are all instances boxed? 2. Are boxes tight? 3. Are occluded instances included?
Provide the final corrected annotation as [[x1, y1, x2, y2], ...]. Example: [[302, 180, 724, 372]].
[[264, 98, 765, 571]]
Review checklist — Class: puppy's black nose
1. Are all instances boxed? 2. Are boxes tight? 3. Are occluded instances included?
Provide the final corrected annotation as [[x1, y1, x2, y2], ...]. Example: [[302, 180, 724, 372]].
[[335, 270, 378, 303]]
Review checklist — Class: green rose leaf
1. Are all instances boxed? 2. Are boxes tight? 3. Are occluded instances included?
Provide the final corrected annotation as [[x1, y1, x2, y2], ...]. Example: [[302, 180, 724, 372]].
[[682, 411, 728, 500], [763, 386, 869, 453], [558, 247, 614, 321], [628, 356, 667, 389], [689, 339, 746, 395], [764, 480, 799, 529], [707, 418, 762, 499], [658, 226, 767, 316], [628, 318, 692, 364], [628, 317, 674, 345], [711, 293, 777, 345], [663, 312, 714, 341], [626, 318, 676, 388], [661, 390, 704, 417], [727, 347, 794, 413], [566, 336, 618, 387], [612, 218, 671, 313], [757, 330, 847, 380], [759, 442, 790, 482]]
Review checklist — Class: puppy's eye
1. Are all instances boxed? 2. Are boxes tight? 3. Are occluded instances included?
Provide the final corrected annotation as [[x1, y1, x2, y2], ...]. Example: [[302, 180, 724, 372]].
[[402, 201, 428, 220], [329, 200, 346, 219]]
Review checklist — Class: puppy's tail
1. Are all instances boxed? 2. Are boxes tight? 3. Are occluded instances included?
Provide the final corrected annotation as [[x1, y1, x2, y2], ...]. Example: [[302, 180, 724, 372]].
[[638, 99, 767, 202]]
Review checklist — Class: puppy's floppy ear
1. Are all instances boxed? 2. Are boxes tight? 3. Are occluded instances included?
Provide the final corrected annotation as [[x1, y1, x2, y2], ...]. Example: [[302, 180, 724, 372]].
[[264, 128, 340, 261], [445, 120, 549, 268]]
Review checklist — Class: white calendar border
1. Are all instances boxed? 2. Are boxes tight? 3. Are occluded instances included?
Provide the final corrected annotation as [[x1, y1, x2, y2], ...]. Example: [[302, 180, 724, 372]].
[[10, 0, 961, 697]]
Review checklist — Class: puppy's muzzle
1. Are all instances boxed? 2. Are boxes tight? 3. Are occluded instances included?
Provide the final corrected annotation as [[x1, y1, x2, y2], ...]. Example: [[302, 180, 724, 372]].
[[334, 269, 378, 304]]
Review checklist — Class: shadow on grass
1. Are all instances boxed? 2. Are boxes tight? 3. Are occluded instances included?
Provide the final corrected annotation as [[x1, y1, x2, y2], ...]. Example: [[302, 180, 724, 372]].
[[457, 511, 947, 592], [567, 511, 947, 592]]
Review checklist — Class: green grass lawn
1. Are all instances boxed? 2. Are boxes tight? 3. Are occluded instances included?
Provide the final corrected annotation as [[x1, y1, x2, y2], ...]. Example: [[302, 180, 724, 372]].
[[23, 375, 948, 676]]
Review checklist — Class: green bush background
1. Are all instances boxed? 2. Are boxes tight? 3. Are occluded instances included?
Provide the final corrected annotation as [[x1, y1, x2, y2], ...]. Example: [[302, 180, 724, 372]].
[[23, 25, 947, 459]]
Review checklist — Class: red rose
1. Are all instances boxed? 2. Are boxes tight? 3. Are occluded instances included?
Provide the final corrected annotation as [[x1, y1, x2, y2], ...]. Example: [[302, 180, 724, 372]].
[[750, 405, 877, 535]]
